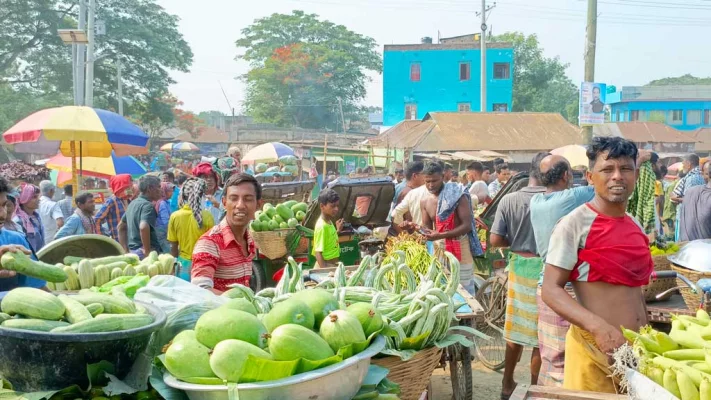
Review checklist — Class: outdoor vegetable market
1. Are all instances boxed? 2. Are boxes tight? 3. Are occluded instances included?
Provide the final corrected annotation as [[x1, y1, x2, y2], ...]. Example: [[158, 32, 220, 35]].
[[2, 101, 711, 400]]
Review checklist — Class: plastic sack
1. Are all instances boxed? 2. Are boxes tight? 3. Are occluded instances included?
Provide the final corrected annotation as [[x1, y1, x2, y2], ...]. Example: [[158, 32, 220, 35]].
[[255, 163, 268, 173], [281, 165, 298, 175], [266, 166, 280, 173], [278, 155, 297, 165]]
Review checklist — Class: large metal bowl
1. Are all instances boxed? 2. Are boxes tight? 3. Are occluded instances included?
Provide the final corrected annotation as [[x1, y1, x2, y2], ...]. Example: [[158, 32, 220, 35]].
[[668, 239, 711, 272], [163, 335, 386, 400], [0, 301, 166, 392], [37, 234, 125, 264]]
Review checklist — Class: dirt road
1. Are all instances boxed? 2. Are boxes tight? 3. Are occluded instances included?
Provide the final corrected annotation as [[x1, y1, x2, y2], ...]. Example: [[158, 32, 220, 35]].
[[429, 350, 533, 400]]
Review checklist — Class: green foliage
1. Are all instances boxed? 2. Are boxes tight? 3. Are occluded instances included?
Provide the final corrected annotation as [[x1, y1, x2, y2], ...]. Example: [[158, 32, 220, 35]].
[[131, 94, 203, 143], [491, 32, 578, 124], [0, 0, 192, 128], [236, 11, 382, 129], [646, 74, 711, 86], [0, 84, 70, 133]]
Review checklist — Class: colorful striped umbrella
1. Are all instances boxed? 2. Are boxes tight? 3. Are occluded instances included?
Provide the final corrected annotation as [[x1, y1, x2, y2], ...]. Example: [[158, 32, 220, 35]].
[[3, 106, 149, 157], [160, 142, 199, 152], [242, 142, 294, 163], [46, 151, 146, 177]]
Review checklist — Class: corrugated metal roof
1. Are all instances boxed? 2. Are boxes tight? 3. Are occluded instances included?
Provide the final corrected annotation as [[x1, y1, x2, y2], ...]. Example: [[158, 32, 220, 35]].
[[412, 112, 584, 152], [384, 42, 512, 51], [368, 120, 436, 149], [693, 128, 711, 152], [593, 122, 697, 144], [176, 126, 229, 143]]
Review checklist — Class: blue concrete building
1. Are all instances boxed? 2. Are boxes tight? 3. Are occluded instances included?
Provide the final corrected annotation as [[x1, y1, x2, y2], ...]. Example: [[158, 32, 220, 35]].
[[608, 86, 711, 131], [382, 39, 514, 127]]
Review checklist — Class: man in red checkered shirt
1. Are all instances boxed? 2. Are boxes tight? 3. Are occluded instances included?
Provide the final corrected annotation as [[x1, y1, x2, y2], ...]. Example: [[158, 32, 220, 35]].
[[191, 174, 260, 294]]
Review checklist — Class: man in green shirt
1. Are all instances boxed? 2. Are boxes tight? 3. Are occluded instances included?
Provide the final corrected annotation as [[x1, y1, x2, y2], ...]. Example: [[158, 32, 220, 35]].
[[313, 189, 344, 268], [118, 175, 163, 259]]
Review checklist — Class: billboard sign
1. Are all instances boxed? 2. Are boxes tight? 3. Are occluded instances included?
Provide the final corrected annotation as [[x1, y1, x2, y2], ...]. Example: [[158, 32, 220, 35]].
[[579, 82, 607, 125]]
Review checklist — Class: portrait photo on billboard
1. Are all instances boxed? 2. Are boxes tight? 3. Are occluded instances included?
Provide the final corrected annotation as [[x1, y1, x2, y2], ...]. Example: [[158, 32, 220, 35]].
[[579, 82, 607, 125]]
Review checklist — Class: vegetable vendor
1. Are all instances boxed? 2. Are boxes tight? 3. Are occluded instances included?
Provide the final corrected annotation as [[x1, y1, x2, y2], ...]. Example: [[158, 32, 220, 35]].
[[490, 153, 548, 400], [541, 137, 653, 393], [54, 192, 97, 240], [419, 161, 483, 293], [0, 176, 46, 299], [192, 162, 224, 224], [168, 178, 215, 281], [118, 175, 163, 259], [192, 174, 259, 293], [313, 189, 344, 269]]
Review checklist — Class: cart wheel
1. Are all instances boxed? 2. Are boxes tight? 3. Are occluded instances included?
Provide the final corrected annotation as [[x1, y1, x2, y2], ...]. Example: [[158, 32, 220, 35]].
[[449, 342, 473, 399], [475, 275, 508, 322], [473, 276, 507, 371], [250, 261, 268, 292]]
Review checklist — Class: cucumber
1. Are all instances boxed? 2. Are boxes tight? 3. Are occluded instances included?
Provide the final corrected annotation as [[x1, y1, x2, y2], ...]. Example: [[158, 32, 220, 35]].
[[86, 303, 104, 317], [0, 287, 65, 320], [0, 251, 68, 283], [0, 312, 10, 323], [96, 313, 153, 330], [85, 255, 140, 268], [63, 256, 86, 265], [57, 294, 93, 324], [1, 319, 70, 332], [71, 293, 136, 314], [51, 316, 123, 333]]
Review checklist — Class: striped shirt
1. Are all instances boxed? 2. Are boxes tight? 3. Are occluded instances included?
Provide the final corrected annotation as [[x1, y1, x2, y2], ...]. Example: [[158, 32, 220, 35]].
[[57, 197, 75, 220], [673, 166, 705, 198], [191, 220, 255, 291], [94, 196, 128, 241]]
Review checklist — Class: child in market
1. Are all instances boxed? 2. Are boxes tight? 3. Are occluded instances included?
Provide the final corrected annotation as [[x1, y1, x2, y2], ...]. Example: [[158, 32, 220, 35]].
[[313, 189, 344, 269]]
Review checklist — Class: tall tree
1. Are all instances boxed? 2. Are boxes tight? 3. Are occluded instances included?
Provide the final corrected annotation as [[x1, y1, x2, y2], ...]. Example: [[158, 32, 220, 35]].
[[131, 94, 203, 144], [0, 0, 193, 124], [491, 32, 578, 124], [236, 11, 382, 129], [646, 74, 711, 86]]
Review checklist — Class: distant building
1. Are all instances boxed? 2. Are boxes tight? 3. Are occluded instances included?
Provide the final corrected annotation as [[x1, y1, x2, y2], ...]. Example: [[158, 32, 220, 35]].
[[368, 112, 383, 131], [382, 36, 514, 127], [607, 85, 711, 131]]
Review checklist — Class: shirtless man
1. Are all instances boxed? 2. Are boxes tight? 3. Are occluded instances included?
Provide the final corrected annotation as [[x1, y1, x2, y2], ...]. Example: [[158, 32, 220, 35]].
[[541, 137, 653, 393], [419, 161, 482, 292]]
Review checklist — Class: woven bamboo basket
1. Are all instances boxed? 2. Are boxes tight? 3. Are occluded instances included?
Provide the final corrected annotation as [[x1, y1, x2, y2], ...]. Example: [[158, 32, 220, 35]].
[[371, 346, 443, 400], [251, 229, 295, 260], [671, 263, 711, 312], [642, 276, 676, 302]]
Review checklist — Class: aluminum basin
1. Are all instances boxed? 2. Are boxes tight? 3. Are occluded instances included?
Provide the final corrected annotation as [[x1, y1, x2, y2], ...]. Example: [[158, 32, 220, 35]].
[[163, 335, 386, 400]]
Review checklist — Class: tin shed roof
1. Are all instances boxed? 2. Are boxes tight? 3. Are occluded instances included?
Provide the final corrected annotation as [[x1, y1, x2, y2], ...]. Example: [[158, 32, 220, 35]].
[[693, 128, 711, 152], [176, 126, 230, 143], [370, 112, 584, 152], [593, 122, 696, 144]]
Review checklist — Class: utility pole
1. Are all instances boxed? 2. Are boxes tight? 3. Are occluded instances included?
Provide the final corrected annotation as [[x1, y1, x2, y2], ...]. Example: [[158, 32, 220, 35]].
[[337, 97, 347, 133], [77, 0, 86, 105], [583, 0, 598, 143], [478, 1, 496, 112], [117, 59, 123, 115], [84, 0, 96, 107]]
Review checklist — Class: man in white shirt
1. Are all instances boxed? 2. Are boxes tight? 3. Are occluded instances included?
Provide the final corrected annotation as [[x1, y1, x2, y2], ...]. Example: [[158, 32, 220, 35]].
[[392, 185, 429, 227], [38, 181, 64, 242], [466, 161, 490, 205]]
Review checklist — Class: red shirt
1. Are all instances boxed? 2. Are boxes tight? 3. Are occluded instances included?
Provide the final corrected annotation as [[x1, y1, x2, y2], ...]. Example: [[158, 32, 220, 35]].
[[547, 204, 653, 287], [191, 220, 255, 292]]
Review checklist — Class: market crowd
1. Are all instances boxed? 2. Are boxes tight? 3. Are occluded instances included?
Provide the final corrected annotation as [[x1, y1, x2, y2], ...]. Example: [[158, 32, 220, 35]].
[[1, 136, 710, 397], [387, 137, 711, 397]]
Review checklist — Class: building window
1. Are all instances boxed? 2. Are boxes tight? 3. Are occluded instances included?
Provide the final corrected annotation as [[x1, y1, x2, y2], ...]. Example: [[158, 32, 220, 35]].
[[705, 110, 710, 125], [410, 63, 420, 82], [458, 103, 471, 112], [405, 104, 417, 120], [688, 110, 702, 125], [493, 103, 508, 112], [630, 110, 639, 121], [649, 111, 665, 123], [459, 62, 470, 81], [669, 110, 683, 125], [493, 63, 510, 79], [615, 110, 621, 121]]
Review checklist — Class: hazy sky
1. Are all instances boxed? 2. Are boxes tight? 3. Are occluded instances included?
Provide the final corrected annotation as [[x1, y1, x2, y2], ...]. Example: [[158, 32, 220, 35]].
[[156, 0, 711, 114]]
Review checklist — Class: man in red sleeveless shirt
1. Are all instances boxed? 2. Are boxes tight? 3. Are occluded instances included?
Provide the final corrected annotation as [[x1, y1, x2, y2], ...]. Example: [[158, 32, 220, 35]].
[[541, 137, 653, 393]]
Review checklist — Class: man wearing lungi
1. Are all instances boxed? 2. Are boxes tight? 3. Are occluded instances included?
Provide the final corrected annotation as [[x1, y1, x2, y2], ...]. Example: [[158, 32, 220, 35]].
[[541, 137, 653, 393], [490, 153, 548, 399], [419, 161, 483, 293]]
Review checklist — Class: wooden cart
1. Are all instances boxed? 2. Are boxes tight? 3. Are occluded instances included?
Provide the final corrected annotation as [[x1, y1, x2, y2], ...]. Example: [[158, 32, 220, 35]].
[[646, 293, 694, 323], [510, 384, 627, 400]]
